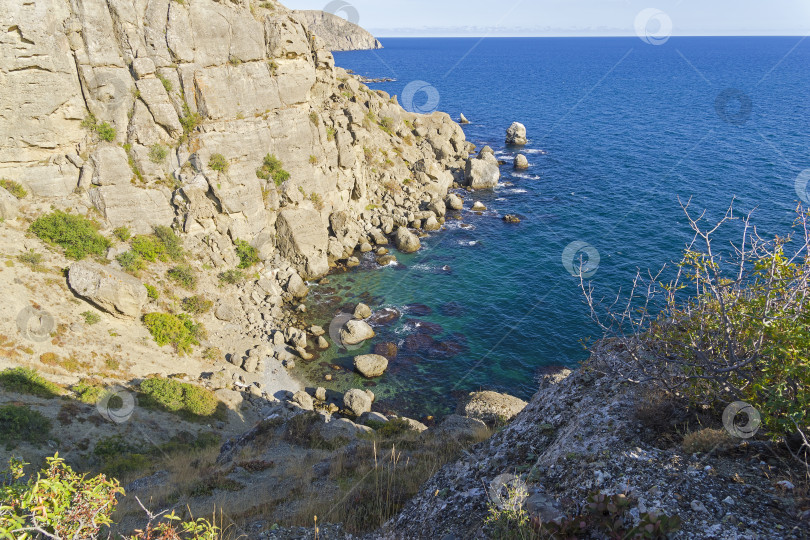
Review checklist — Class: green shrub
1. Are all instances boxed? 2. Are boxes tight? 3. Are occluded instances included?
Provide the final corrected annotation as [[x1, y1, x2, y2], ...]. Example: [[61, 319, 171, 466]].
[[234, 239, 260, 269], [30, 211, 111, 260], [218, 269, 245, 285], [116, 250, 144, 273], [144, 283, 160, 300], [152, 225, 184, 261], [73, 379, 105, 404], [326, 127, 336, 141], [143, 312, 204, 355], [130, 234, 166, 262], [208, 153, 228, 173], [139, 377, 220, 418], [203, 347, 222, 361], [0, 179, 26, 199], [179, 102, 201, 143], [81, 311, 101, 325], [113, 226, 131, 241], [82, 113, 116, 142], [256, 154, 290, 186], [0, 404, 51, 445], [167, 264, 196, 289], [156, 73, 173, 93], [148, 143, 168, 164], [17, 249, 43, 269], [0, 367, 62, 398], [181, 295, 213, 314]]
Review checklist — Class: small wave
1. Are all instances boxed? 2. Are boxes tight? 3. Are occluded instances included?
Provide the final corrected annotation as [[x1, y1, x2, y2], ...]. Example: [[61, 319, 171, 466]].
[[524, 149, 547, 155], [504, 188, 527, 194], [410, 263, 434, 271], [495, 197, 507, 201], [512, 173, 541, 180], [458, 240, 478, 246]]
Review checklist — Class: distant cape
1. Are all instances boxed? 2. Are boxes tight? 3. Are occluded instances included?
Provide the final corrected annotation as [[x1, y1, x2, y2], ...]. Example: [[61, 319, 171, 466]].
[[293, 10, 383, 51]]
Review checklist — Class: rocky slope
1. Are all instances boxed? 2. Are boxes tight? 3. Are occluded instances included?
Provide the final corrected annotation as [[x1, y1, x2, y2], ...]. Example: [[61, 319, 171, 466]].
[[294, 10, 383, 51], [385, 346, 808, 539]]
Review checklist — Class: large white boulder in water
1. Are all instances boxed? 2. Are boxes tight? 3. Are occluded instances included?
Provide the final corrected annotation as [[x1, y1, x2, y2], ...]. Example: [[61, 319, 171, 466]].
[[464, 152, 500, 190], [506, 122, 528, 145], [394, 226, 421, 253], [339, 319, 375, 346]]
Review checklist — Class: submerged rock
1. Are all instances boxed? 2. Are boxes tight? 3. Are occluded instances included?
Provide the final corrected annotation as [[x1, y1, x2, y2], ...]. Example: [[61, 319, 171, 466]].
[[368, 308, 401, 326], [353, 354, 389, 378], [503, 214, 521, 224], [373, 342, 398, 360]]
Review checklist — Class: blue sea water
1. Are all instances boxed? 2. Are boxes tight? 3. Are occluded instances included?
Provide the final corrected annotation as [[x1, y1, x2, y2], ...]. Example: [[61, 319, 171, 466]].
[[303, 37, 810, 420]]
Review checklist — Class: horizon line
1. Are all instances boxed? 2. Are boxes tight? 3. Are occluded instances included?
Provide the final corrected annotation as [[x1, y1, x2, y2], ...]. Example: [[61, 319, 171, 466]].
[[371, 33, 810, 38]]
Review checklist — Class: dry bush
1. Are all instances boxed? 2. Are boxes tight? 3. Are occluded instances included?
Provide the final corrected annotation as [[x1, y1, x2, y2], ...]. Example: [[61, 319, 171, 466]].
[[682, 428, 735, 454]]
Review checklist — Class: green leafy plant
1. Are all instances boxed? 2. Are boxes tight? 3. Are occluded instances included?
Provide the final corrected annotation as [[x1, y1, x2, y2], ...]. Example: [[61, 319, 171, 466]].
[[0, 404, 51, 446], [30, 210, 111, 259], [0, 179, 26, 199], [139, 376, 220, 419], [208, 153, 229, 173], [0, 368, 62, 398], [81, 113, 116, 142], [149, 143, 169, 164], [131, 234, 165, 262], [116, 250, 145, 273], [145, 283, 160, 300], [0, 455, 122, 538], [202, 347, 222, 361], [113, 226, 131, 241], [167, 264, 196, 289], [179, 102, 201, 143], [218, 269, 245, 285], [73, 379, 105, 404], [143, 312, 204, 355], [326, 127, 336, 141], [182, 295, 213, 314], [256, 154, 290, 186], [234, 239, 260, 269], [153, 225, 184, 261], [156, 73, 173, 93], [16, 250, 43, 269], [81, 311, 101, 325]]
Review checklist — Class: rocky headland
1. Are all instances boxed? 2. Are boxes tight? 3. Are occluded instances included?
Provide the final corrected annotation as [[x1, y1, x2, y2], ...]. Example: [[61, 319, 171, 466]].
[[293, 10, 383, 51]]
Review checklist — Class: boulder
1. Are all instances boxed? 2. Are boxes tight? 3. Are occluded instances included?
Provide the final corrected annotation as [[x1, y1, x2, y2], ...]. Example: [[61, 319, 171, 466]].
[[464, 156, 500, 190], [428, 199, 447, 217], [68, 261, 147, 319], [459, 113, 470, 124], [215, 301, 238, 321], [506, 122, 528, 145], [353, 354, 389, 378], [446, 193, 464, 211], [291, 390, 314, 411], [514, 154, 529, 170], [276, 208, 329, 279], [472, 201, 487, 211], [433, 414, 489, 440], [0, 189, 19, 220], [354, 303, 372, 319], [318, 417, 372, 442], [343, 388, 372, 416], [457, 390, 528, 424], [423, 216, 441, 231], [316, 336, 330, 349], [315, 387, 327, 401], [89, 186, 174, 234], [285, 272, 310, 299], [394, 227, 421, 253], [339, 319, 375, 345], [503, 214, 521, 224], [398, 417, 428, 433], [360, 411, 389, 425]]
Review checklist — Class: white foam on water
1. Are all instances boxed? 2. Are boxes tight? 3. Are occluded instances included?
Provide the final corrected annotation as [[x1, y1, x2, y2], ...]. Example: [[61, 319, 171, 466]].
[[458, 240, 478, 246]]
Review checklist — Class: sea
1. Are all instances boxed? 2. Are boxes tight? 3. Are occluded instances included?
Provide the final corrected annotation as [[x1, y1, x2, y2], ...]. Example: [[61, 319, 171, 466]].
[[301, 37, 810, 420]]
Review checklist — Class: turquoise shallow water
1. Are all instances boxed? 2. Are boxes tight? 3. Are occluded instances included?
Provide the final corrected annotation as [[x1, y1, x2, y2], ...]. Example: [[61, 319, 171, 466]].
[[302, 37, 810, 420]]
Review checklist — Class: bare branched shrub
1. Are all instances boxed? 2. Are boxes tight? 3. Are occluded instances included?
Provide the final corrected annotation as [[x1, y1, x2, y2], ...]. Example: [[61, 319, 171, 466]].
[[581, 199, 810, 458]]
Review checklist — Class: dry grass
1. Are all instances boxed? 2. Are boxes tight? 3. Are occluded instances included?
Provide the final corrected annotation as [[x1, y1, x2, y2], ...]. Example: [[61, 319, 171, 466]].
[[682, 428, 735, 454]]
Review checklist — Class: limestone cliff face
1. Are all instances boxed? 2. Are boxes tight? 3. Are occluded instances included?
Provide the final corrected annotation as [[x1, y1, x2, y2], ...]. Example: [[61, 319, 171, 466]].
[[293, 10, 383, 51], [0, 0, 469, 280]]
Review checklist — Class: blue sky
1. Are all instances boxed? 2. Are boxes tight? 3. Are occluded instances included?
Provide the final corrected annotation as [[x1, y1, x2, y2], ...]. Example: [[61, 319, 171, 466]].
[[283, 0, 810, 36]]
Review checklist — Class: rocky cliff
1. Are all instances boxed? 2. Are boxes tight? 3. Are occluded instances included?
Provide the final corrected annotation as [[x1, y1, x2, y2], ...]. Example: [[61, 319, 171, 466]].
[[0, 0, 469, 284], [294, 10, 383, 51]]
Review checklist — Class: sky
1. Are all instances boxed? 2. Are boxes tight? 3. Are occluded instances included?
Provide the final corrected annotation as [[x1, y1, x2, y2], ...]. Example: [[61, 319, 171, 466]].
[[282, 0, 810, 37]]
